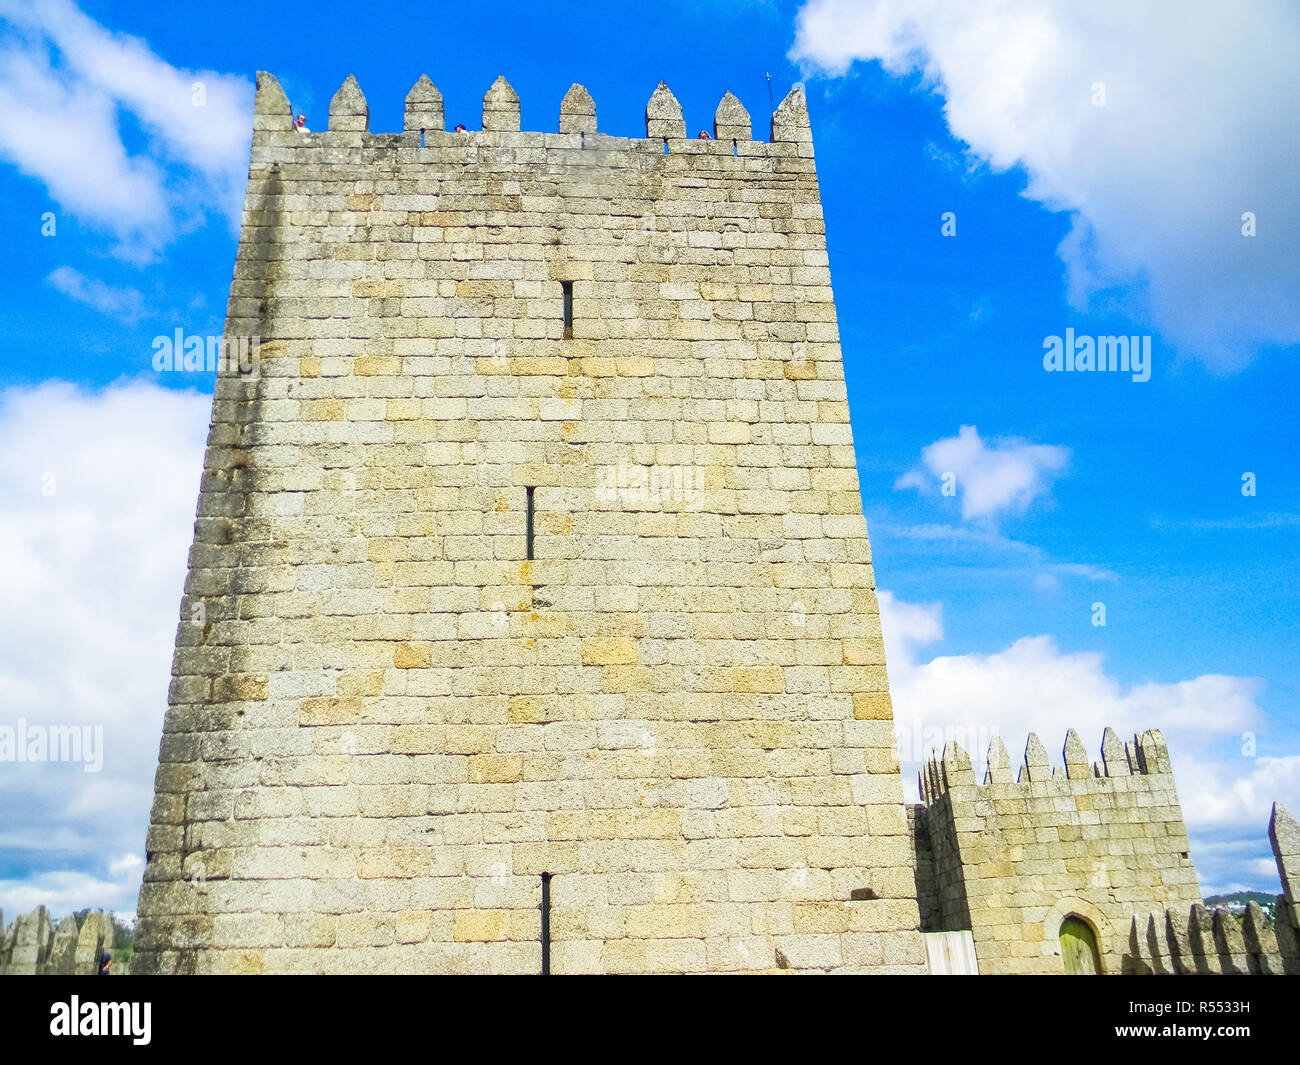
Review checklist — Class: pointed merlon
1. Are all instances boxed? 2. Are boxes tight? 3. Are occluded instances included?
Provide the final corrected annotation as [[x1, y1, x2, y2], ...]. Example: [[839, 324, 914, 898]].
[[928, 753, 943, 797], [984, 735, 1012, 784], [1021, 732, 1050, 782], [1063, 728, 1090, 779], [1125, 915, 1151, 970], [1270, 802, 1300, 906], [329, 74, 369, 133], [771, 84, 812, 145], [941, 740, 975, 788], [405, 74, 444, 133], [1101, 726, 1130, 776], [482, 76, 520, 132], [646, 80, 684, 139], [714, 90, 751, 142], [253, 71, 292, 132], [1213, 906, 1248, 960], [1241, 901, 1281, 972], [1135, 728, 1169, 775], [1187, 904, 1221, 972], [1165, 910, 1192, 973], [559, 83, 596, 135]]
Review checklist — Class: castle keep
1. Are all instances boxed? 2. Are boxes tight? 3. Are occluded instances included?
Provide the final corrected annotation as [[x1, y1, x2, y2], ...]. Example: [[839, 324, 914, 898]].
[[132, 72, 1298, 977], [133, 72, 926, 975]]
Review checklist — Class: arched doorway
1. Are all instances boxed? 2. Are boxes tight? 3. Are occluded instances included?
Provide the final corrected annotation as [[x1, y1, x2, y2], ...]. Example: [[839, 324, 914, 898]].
[[1059, 915, 1102, 974]]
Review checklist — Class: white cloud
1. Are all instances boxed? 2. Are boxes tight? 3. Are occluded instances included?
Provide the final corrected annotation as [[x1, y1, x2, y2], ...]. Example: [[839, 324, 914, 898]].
[[0, 0, 252, 256], [46, 265, 144, 322], [791, 0, 1300, 368], [895, 424, 1069, 520], [879, 588, 1296, 891], [0, 379, 209, 920], [0, 855, 143, 922], [1177, 754, 1300, 832]]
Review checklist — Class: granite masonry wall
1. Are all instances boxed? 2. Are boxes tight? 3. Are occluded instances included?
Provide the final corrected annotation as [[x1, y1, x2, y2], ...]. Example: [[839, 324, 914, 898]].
[[912, 728, 1204, 974], [0, 908, 116, 975], [131, 72, 926, 974]]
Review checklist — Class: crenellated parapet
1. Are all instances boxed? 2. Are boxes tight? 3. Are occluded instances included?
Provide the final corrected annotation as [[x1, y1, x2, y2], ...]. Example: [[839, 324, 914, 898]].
[[0, 906, 118, 975], [912, 726, 1203, 974], [1123, 900, 1299, 975], [919, 727, 1176, 804], [251, 72, 813, 157], [133, 60, 917, 976], [1122, 803, 1300, 975]]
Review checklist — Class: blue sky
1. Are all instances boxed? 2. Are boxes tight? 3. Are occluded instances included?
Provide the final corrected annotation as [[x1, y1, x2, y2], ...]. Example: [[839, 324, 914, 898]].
[[0, 0, 1296, 915]]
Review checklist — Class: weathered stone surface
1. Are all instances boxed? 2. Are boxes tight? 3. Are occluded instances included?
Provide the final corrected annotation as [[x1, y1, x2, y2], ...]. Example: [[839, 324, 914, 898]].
[[940, 740, 973, 789], [645, 80, 684, 139], [43, 915, 79, 975], [7, 906, 51, 975], [328, 74, 368, 133], [559, 83, 595, 135], [482, 75, 520, 132], [984, 735, 1012, 784], [713, 90, 751, 142], [404, 74, 443, 133], [771, 85, 811, 148], [132, 75, 924, 975], [1270, 801, 1300, 907], [1100, 725, 1129, 776], [75, 910, 111, 975], [913, 729, 1203, 975], [253, 70, 292, 132], [1062, 728, 1089, 779], [1020, 732, 1050, 782]]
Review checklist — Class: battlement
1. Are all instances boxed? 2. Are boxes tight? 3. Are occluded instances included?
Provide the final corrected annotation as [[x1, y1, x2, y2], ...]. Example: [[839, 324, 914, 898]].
[[132, 61, 923, 975], [1124, 899, 1300, 975], [252, 72, 814, 159], [912, 725, 1201, 973], [1123, 803, 1300, 975], [919, 727, 1172, 804]]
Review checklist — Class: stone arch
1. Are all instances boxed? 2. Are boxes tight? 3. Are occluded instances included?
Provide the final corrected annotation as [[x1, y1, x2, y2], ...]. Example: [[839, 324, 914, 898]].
[[1040, 896, 1113, 974]]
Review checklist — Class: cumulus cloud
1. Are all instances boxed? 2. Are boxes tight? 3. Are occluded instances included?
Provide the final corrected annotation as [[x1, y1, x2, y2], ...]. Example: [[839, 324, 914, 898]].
[[790, 0, 1300, 368], [0, 855, 143, 921], [46, 265, 145, 322], [0, 379, 209, 920], [895, 424, 1069, 521], [879, 588, 1295, 891], [0, 0, 252, 256]]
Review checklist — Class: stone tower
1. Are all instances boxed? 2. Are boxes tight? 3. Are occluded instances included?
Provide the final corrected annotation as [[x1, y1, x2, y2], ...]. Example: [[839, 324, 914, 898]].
[[913, 729, 1204, 974], [133, 72, 925, 974]]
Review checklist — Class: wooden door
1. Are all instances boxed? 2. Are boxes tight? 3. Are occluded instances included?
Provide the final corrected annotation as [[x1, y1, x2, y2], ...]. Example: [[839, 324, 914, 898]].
[[1060, 916, 1102, 974]]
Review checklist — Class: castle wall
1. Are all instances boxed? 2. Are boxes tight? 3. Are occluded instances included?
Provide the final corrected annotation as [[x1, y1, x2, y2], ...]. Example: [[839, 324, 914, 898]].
[[132, 73, 926, 974], [1122, 804, 1300, 975], [914, 728, 1203, 974], [0, 907, 115, 975]]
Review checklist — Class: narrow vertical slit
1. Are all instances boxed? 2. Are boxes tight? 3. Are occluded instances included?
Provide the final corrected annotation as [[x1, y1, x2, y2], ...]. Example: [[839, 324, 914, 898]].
[[540, 872, 552, 976], [663, 137, 669, 155], [526, 486, 535, 561], [561, 281, 573, 340], [420, 128, 425, 148], [580, 131, 585, 150]]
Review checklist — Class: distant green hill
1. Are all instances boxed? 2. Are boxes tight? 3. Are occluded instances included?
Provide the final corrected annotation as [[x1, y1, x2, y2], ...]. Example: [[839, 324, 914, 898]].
[[1204, 891, 1277, 917]]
